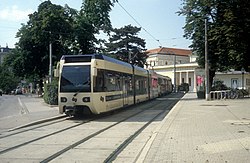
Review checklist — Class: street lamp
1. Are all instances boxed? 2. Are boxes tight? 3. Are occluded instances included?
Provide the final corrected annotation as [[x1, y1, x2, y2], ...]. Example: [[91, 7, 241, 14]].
[[241, 67, 245, 89]]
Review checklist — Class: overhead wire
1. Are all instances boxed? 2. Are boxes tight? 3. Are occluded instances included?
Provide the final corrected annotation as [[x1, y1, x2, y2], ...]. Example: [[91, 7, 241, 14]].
[[116, 1, 162, 47]]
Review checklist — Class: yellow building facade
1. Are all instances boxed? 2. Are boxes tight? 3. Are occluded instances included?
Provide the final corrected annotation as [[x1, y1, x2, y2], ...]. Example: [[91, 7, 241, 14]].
[[145, 47, 199, 92]]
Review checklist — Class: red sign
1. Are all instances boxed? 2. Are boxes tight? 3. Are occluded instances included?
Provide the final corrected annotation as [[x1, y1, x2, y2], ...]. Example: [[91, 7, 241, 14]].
[[197, 76, 203, 85]]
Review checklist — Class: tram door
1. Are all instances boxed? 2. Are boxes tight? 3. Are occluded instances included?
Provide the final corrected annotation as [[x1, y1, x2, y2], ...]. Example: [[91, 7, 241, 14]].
[[122, 76, 129, 106]]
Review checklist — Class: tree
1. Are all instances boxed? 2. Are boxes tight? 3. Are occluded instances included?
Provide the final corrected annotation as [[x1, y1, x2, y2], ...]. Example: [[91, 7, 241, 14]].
[[81, 0, 116, 33], [77, 0, 117, 53], [178, 0, 250, 84], [105, 25, 147, 67], [73, 14, 96, 54], [0, 64, 19, 93], [10, 1, 76, 81], [213, 0, 250, 71], [5, 0, 116, 85]]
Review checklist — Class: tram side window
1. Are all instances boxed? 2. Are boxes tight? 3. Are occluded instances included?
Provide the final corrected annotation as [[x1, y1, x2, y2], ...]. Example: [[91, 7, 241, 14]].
[[94, 69, 122, 92], [152, 78, 158, 88], [135, 76, 147, 95], [158, 78, 163, 85], [105, 71, 121, 92], [94, 69, 105, 92], [127, 75, 133, 96]]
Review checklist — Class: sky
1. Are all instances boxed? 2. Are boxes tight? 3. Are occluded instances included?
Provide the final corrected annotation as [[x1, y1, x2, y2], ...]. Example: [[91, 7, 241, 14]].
[[0, 0, 192, 50]]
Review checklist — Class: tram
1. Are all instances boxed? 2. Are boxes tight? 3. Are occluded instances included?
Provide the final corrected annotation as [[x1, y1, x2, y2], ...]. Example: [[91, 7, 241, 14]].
[[56, 54, 172, 116]]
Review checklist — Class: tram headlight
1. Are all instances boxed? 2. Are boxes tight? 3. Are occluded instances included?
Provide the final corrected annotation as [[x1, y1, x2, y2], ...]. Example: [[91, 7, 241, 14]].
[[82, 97, 90, 102], [61, 97, 67, 103]]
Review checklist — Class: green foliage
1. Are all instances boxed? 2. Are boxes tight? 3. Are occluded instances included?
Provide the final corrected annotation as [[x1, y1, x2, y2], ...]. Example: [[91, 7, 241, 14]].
[[105, 25, 147, 67], [75, 0, 116, 52], [0, 65, 19, 93], [13, 1, 75, 79], [74, 15, 96, 54], [211, 80, 228, 91], [81, 0, 115, 33], [43, 79, 58, 105], [178, 0, 250, 74], [8, 0, 115, 81]]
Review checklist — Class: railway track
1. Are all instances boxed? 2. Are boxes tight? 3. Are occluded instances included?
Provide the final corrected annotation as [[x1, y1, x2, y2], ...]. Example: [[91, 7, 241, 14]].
[[0, 118, 67, 139], [104, 97, 179, 163], [0, 93, 183, 162], [0, 99, 159, 155]]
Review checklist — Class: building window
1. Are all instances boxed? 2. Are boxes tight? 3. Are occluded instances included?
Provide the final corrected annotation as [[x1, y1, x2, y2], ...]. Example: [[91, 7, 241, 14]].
[[182, 78, 184, 84], [231, 78, 238, 89], [189, 78, 191, 86], [246, 79, 250, 86]]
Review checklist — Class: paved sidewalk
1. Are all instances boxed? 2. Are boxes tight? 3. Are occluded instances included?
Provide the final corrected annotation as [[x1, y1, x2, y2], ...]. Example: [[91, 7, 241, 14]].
[[141, 93, 250, 163]]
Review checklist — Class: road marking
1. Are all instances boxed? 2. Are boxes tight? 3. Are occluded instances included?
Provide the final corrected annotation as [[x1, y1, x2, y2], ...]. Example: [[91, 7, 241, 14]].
[[18, 97, 29, 114]]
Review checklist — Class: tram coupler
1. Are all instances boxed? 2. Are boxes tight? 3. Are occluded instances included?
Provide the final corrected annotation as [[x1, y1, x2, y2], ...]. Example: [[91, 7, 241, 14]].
[[65, 106, 76, 117]]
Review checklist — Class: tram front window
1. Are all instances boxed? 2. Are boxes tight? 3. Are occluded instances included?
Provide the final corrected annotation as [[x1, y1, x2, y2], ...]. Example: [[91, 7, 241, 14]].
[[60, 65, 90, 92]]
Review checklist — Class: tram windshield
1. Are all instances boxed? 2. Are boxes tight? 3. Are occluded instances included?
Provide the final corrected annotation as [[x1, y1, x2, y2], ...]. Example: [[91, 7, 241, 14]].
[[60, 65, 91, 92]]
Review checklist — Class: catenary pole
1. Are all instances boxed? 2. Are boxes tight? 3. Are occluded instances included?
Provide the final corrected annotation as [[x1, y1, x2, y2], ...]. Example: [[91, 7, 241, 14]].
[[49, 42, 52, 83], [205, 18, 210, 100], [174, 54, 177, 92]]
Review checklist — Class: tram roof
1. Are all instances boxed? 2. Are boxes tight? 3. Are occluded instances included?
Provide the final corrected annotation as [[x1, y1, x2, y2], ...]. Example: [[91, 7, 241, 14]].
[[61, 54, 147, 72]]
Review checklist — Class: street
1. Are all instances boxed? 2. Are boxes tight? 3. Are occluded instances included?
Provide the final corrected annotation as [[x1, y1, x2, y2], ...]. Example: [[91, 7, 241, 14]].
[[0, 93, 249, 162], [0, 93, 183, 162], [0, 94, 60, 133], [0, 95, 22, 119]]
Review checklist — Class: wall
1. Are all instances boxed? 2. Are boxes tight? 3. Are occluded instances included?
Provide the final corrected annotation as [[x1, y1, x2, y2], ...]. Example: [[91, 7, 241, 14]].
[[146, 54, 190, 67], [214, 73, 250, 90]]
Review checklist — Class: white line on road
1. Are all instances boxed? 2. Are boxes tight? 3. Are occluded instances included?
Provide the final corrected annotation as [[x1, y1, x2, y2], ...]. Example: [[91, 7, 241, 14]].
[[18, 97, 29, 114]]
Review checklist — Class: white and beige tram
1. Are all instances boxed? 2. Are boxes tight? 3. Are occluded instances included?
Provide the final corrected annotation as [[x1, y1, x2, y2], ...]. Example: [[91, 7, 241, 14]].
[[56, 54, 172, 116]]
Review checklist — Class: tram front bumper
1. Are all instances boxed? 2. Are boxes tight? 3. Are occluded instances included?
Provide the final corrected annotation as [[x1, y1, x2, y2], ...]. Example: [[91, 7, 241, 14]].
[[64, 106, 76, 116], [64, 105, 92, 116]]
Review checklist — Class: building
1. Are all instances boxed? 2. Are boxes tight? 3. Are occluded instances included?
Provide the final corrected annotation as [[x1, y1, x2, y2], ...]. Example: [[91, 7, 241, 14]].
[[214, 70, 250, 92], [145, 47, 198, 92], [145, 47, 250, 93], [0, 45, 12, 64]]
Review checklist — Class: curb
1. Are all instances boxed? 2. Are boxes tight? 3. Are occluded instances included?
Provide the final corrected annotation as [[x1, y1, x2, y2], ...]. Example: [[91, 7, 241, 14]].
[[8, 114, 67, 131], [135, 93, 187, 163]]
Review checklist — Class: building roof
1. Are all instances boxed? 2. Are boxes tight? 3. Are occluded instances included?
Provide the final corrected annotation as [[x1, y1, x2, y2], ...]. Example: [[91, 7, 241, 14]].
[[0, 46, 12, 53], [216, 71, 249, 75], [146, 47, 192, 56]]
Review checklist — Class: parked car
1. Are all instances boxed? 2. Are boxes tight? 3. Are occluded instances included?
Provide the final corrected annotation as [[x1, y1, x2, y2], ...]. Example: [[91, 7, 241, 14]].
[[0, 89, 3, 96]]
